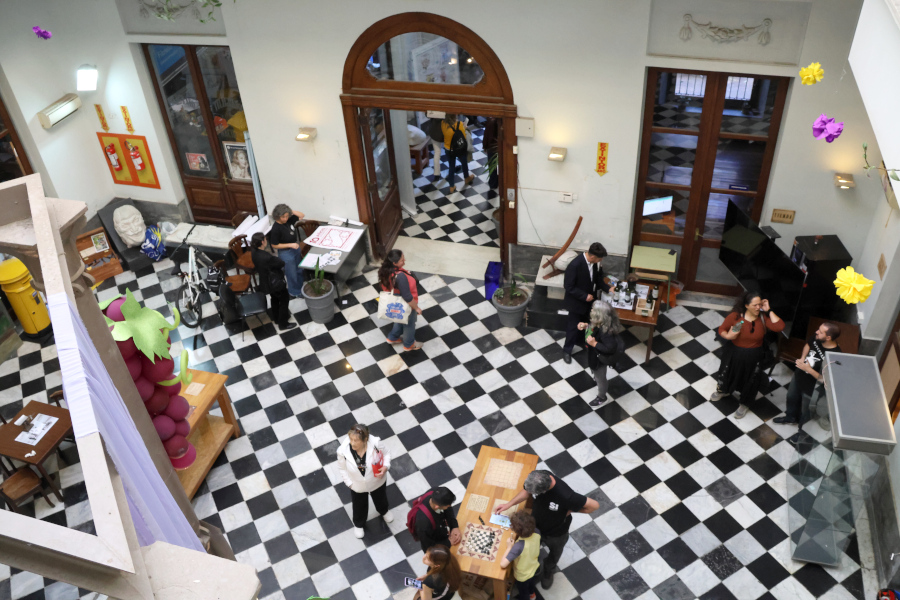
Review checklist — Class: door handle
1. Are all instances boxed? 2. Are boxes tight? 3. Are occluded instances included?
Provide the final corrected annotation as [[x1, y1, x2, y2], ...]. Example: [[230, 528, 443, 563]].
[[222, 173, 229, 187], [694, 227, 700, 241]]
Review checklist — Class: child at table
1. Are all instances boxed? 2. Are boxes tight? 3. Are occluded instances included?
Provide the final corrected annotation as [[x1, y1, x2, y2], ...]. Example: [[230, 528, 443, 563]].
[[500, 513, 542, 600]]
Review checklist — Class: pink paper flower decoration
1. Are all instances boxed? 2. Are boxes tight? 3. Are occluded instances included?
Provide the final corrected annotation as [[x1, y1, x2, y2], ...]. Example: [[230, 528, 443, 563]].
[[32, 26, 52, 40], [812, 114, 843, 143]]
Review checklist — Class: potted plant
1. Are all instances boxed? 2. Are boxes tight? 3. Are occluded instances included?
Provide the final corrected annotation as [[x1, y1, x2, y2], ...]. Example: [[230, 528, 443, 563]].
[[492, 273, 530, 327], [301, 258, 335, 324]]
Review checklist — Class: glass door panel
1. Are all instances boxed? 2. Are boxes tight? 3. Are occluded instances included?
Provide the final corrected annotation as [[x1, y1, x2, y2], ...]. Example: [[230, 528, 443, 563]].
[[720, 77, 779, 136], [641, 188, 689, 237], [196, 47, 247, 149], [702, 193, 753, 241], [0, 135, 26, 183], [647, 133, 698, 185], [368, 108, 394, 201], [147, 45, 219, 179], [653, 72, 705, 131], [711, 138, 766, 191]]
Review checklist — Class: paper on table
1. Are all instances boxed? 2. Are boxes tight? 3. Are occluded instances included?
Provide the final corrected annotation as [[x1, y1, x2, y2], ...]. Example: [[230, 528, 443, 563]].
[[304, 226, 364, 252], [244, 216, 272, 239], [232, 215, 259, 238], [15, 414, 59, 446], [300, 252, 340, 269], [184, 382, 206, 396]]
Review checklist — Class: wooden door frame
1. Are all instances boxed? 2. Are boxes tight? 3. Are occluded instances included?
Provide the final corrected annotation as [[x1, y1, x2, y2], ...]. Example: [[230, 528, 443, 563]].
[[633, 68, 789, 295], [358, 107, 402, 256], [341, 13, 517, 265], [0, 92, 33, 176]]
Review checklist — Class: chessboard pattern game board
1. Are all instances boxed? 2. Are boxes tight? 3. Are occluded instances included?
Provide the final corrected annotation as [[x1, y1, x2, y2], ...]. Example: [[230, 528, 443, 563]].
[[466, 494, 489, 513], [483, 458, 524, 489], [492, 498, 518, 517], [458, 522, 503, 562]]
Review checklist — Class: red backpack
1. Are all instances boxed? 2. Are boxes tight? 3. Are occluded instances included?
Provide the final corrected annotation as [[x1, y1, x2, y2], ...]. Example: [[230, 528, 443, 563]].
[[406, 491, 436, 541]]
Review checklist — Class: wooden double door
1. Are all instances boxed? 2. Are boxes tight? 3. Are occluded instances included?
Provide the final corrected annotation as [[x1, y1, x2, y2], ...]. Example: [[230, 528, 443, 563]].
[[634, 68, 790, 294], [144, 44, 261, 225], [356, 107, 402, 257]]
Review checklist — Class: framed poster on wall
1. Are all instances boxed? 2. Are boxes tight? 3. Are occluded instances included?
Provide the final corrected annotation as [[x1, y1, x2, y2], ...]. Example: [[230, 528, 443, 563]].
[[96, 132, 160, 189], [222, 141, 251, 181]]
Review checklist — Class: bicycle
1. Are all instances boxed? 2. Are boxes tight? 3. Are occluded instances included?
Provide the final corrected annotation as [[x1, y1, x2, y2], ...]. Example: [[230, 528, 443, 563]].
[[169, 227, 213, 329]]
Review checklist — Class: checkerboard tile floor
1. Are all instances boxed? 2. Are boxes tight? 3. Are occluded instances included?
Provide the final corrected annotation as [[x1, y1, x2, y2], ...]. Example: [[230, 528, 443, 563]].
[[400, 126, 500, 248], [0, 258, 873, 600]]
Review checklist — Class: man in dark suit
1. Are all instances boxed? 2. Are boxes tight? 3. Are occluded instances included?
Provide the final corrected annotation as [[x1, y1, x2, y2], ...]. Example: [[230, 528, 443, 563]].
[[562, 242, 613, 364]]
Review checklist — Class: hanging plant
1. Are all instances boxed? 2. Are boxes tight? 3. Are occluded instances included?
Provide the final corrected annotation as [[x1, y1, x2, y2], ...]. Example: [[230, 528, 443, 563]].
[[862, 143, 900, 182]]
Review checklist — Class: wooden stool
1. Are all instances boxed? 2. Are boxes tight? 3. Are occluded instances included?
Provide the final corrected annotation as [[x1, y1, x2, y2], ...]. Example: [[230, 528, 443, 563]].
[[0, 468, 54, 513], [410, 138, 431, 175]]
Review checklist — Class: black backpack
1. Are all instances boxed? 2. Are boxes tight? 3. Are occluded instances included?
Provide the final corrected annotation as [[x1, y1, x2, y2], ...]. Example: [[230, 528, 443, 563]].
[[449, 123, 467, 154], [215, 282, 241, 325]]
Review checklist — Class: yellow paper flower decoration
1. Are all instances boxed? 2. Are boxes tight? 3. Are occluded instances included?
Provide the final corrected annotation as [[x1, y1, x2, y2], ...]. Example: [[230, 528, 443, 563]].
[[834, 266, 874, 304], [800, 62, 825, 85]]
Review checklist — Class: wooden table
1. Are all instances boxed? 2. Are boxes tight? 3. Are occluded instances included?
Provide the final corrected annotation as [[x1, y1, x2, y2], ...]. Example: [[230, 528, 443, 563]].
[[452, 446, 539, 600], [177, 369, 240, 499], [608, 283, 661, 363], [630, 245, 677, 312], [0, 401, 72, 501]]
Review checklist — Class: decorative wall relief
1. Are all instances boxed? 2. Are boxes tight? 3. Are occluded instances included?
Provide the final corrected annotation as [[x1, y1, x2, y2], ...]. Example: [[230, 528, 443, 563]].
[[679, 14, 772, 46], [137, 0, 202, 20]]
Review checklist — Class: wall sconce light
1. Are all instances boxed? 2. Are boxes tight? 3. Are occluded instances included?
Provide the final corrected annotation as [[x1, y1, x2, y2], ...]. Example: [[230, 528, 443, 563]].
[[296, 127, 317, 142], [834, 173, 855, 189], [548, 147, 567, 162], [76, 64, 98, 91]]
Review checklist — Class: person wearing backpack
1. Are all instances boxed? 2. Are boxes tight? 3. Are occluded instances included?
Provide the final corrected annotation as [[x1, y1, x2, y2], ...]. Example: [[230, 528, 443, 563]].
[[408, 487, 461, 553], [336, 423, 392, 539], [250, 233, 296, 331], [577, 300, 624, 407], [441, 114, 474, 193]]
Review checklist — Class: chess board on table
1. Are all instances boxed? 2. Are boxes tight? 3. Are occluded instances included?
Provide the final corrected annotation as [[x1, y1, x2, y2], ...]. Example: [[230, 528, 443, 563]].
[[483, 459, 523, 489], [458, 522, 502, 561]]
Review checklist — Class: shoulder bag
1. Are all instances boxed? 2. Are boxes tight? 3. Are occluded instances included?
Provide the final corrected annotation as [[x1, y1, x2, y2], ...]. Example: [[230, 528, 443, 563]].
[[376, 272, 412, 324]]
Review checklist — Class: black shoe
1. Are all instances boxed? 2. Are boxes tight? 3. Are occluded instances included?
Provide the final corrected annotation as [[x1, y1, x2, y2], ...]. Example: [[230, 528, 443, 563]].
[[278, 322, 297, 331], [562, 353, 572, 365], [540, 571, 555, 590], [773, 416, 799, 425], [589, 397, 608, 407]]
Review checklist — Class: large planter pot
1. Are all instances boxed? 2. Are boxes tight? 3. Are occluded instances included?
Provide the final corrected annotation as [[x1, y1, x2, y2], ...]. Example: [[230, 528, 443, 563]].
[[302, 280, 335, 324], [491, 208, 501, 231], [492, 288, 530, 328]]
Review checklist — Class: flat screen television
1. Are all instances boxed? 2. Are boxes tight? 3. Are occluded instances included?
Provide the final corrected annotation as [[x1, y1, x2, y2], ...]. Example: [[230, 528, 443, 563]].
[[719, 200, 806, 329]]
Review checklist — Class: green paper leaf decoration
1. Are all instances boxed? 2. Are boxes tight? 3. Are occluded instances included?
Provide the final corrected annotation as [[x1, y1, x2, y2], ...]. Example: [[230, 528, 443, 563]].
[[108, 290, 177, 360], [98, 294, 123, 311], [891, 171, 900, 182]]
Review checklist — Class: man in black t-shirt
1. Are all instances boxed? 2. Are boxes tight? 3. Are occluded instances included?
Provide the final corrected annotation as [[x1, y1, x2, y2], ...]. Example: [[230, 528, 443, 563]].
[[494, 470, 600, 589], [774, 322, 841, 426]]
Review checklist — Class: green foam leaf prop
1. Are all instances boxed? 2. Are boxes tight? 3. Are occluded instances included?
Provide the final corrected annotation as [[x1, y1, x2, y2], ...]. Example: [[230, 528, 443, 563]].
[[158, 350, 192, 387], [98, 294, 123, 311], [108, 290, 177, 360]]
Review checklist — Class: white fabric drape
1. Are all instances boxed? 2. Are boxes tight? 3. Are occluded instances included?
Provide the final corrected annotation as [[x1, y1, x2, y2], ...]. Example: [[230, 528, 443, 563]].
[[48, 293, 203, 551]]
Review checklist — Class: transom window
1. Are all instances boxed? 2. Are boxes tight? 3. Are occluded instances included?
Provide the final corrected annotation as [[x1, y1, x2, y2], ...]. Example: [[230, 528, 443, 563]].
[[367, 33, 483, 85]]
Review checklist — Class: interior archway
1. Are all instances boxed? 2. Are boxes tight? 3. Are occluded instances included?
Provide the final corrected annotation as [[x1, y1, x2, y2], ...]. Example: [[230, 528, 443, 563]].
[[341, 13, 517, 264]]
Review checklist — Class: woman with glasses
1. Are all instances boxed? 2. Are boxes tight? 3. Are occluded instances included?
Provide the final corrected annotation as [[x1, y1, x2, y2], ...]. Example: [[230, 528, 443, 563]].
[[336, 423, 392, 538], [711, 291, 784, 419]]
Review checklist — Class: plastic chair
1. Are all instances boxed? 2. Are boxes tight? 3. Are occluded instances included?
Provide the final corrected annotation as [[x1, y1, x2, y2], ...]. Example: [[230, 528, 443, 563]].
[[0, 467, 54, 513], [219, 283, 268, 340]]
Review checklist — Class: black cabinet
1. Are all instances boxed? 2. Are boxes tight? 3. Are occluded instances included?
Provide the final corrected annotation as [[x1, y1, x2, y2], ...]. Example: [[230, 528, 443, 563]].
[[789, 235, 852, 338]]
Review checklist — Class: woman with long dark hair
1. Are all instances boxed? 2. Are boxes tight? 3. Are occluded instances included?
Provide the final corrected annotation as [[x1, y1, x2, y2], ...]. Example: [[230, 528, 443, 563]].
[[378, 249, 422, 351], [250, 232, 295, 331], [415, 545, 461, 600], [577, 300, 624, 407], [712, 290, 784, 418]]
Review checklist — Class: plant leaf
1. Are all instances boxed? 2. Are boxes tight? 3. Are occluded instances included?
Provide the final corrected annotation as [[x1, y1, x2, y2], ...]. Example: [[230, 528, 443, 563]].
[[891, 171, 900, 182], [108, 289, 177, 360]]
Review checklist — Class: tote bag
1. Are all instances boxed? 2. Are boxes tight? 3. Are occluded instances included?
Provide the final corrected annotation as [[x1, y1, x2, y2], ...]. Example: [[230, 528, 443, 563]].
[[377, 292, 411, 324]]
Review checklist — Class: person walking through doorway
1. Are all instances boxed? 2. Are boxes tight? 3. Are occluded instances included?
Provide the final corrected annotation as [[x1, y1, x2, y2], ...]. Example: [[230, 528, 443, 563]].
[[441, 114, 474, 193]]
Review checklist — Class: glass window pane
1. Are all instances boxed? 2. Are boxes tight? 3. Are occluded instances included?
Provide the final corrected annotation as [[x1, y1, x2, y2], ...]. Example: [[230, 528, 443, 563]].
[[641, 188, 689, 237], [369, 109, 393, 200], [695, 246, 739, 285], [711, 138, 766, 191], [147, 45, 218, 178], [704, 193, 754, 241], [653, 72, 704, 131], [720, 77, 779, 136], [368, 33, 483, 85], [0, 135, 26, 183], [196, 47, 247, 150], [648, 133, 697, 185]]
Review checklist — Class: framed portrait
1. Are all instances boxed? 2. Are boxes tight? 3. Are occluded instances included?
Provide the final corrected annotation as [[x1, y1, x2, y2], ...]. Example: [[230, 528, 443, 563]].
[[186, 152, 210, 172], [223, 141, 251, 181]]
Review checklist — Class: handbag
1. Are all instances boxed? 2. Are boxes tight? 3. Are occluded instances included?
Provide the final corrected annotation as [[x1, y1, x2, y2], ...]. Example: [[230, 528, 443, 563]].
[[464, 128, 474, 153], [377, 292, 411, 324], [268, 269, 286, 293]]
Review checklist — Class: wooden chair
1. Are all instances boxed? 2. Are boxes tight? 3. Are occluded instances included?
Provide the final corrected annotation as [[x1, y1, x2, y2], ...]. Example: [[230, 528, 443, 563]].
[[296, 220, 321, 259], [0, 467, 54, 513], [229, 235, 256, 281], [49, 390, 65, 407], [214, 259, 252, 294], [231, 211, 256, 229], [769, 316, 860, 375]]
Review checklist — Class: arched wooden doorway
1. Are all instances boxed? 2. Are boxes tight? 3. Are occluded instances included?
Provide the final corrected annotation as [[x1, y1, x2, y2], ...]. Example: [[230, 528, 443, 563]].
[[341, 13, 517, 264]]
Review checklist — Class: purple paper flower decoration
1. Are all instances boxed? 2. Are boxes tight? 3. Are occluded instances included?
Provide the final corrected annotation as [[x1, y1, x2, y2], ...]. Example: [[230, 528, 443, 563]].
[[32, 26, 52, 40], [812, 113, 843, 143]]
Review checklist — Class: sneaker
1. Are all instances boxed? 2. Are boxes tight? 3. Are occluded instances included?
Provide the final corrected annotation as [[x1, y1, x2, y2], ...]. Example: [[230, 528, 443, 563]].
[[589, 397, 609, 407], [277, 322, 297, 331], [353, 527, 365, 539], [710, 388, 728, 402], [386, 337, 402, 345], [382, 511, 394, 523], [403, 342, 424, 352], [773, 415, 799, 425], [734, 404, 750, 419]]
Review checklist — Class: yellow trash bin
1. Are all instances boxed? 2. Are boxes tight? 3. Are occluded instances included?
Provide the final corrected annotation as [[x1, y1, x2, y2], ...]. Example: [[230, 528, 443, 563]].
[[0, 258, 51, 340]]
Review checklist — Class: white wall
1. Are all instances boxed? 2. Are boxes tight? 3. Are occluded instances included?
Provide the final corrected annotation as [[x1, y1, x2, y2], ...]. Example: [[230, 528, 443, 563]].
[[0, 0, 182, 217]]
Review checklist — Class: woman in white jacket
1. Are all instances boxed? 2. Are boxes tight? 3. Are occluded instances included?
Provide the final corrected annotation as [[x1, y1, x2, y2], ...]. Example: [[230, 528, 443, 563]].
[[336, 423, 393, 538]]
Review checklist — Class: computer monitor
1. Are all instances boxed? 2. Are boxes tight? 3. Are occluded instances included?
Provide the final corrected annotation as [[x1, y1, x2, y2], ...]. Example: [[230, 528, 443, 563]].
[[643, 195, 673, 217]]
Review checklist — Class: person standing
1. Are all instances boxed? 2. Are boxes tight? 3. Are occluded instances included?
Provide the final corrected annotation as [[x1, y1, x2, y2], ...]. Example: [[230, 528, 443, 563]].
[[712, 291, 785, 418], [336, 424, 393, 539], [378, 249, 423, 351], [267, 203, 306, 298], [441, 114, 475, 193], [499, 513, 542, 600], [577, 301, 624, 407], [562, 243, 614, 364], [427, 117, 445, 182], [412, 487, 461, 553], [483, 117, 499, 190], [495, 470, 599, 589], [414, 545, 461, 600], [249, 233, 295, 331], [773, 322, 841, 426]]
